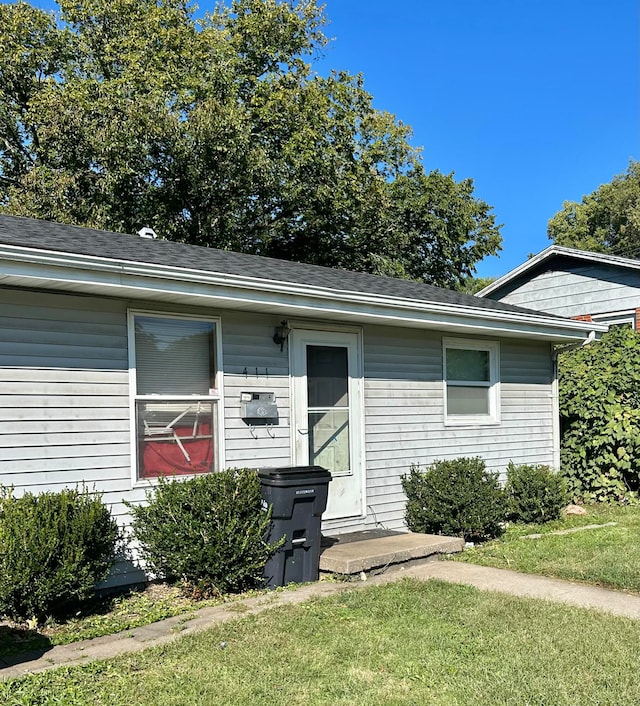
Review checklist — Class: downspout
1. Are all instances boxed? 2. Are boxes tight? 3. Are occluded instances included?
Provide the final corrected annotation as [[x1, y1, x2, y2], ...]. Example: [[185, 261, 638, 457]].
[[551, 330, 598, 470]]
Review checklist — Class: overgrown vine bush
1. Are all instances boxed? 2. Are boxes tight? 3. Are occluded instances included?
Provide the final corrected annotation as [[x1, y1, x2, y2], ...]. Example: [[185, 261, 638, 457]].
[[559, 326, 640, 502], [128, 469, 283, 596]]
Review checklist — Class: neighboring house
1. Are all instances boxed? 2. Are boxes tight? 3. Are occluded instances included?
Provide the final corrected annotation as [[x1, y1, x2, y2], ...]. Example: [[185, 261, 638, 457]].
[[0, 216, 603, 587], [477, 245, 640, 329]]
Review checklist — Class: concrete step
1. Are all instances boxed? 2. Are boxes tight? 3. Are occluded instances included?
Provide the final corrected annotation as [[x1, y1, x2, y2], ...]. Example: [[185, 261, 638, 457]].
[[319, 531, 464, 575]]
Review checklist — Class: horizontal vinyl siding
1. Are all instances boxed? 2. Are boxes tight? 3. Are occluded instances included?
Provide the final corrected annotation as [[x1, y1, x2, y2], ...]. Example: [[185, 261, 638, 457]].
[[353, 327, 555, 534], [0, 291, 130, 503], [0, 296, 298, 586], [345, 326, 442, 533], [0, 290, 148, 587], [493, 265, 640, 318], [0, 298, 296, 586], [432, 339, 554, 471], [0, 300, 128, 368], [0, 289, 557, 578], [222, 313, 291, 469]]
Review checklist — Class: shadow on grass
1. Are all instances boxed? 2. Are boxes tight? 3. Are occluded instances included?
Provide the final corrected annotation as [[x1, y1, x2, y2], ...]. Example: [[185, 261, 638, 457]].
[[0, 625, 53, 667], [0, 585, 145, 663]]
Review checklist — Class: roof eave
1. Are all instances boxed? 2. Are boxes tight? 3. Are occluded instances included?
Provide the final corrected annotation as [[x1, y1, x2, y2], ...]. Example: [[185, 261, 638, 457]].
[[477, 245, 640, 298], [0, 244, 606, 342]]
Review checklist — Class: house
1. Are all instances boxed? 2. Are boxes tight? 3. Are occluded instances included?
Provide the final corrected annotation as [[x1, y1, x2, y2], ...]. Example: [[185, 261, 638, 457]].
[[0, 216, 604, 586], [477, 245, 640, 329]]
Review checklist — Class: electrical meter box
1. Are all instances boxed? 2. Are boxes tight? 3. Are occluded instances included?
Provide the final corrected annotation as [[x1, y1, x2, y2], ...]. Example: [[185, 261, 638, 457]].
[[241, 391, 278, 420]]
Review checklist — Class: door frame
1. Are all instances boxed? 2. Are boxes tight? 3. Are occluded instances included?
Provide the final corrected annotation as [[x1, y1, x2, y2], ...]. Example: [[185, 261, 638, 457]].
[[289, 321, 366, 520]]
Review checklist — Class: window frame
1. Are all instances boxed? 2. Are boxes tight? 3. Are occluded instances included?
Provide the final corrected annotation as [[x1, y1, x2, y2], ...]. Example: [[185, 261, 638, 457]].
[[591, 310, 636, 330], [128, 309, 224, 485], [442, 337, 500, 426]]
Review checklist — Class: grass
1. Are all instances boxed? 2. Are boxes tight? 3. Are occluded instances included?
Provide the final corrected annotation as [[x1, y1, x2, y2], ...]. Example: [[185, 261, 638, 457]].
[[2, 579, 640, 705], [458, 504, 640, 593], [0, 583, 257, 659], [2, 503, 637, 659]]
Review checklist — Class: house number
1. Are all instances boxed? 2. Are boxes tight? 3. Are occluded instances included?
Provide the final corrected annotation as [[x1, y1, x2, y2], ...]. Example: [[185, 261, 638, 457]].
[[243, 367, 269, 378]]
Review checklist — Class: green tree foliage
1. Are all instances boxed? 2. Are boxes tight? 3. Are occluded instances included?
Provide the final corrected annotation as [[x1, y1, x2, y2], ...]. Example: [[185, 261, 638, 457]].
[[548, 160, 640, 257], [559, 326, 640, 502], [0, 0, 501, 287], [456, 275, 496, 295]]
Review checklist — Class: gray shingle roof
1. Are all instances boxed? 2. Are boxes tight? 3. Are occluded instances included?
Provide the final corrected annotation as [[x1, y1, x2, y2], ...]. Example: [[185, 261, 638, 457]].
[[0, 214, 558, 319]]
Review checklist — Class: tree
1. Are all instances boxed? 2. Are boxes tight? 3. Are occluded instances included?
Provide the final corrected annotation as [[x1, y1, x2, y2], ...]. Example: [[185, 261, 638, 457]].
[[548, 160, 640, 256], [456, 275, 496, 295], [0, 0, 502, 287]]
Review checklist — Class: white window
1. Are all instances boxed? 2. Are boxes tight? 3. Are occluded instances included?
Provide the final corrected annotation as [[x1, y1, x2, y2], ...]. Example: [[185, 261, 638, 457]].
[[443, 338, 500, 425], [591, 311, 636, 330], [129, 312, 221, 480]]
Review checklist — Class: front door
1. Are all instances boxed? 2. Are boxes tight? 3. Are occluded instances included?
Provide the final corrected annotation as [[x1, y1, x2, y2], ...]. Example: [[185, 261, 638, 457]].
[[291, 328, 364, 520]]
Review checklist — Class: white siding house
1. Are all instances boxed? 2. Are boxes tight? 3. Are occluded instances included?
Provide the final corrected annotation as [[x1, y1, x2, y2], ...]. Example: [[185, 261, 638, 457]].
[[0, 217, 604, 586]]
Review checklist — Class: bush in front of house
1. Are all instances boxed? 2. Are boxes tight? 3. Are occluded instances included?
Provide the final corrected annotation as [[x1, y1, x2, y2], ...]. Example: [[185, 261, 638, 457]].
[[402, 457, 506, 543], [128, 469, 283, 596], [0, 486, 119, 623], [559, 326, 640, 502], [504, 462, 567, 524]]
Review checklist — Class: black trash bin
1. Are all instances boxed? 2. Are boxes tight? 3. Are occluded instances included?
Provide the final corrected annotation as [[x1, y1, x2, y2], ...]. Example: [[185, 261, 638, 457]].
[[259, 466, 332, 588]]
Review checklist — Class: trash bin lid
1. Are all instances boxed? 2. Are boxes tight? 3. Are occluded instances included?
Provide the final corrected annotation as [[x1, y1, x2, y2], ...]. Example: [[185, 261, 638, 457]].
[[258, 465, 331, 482]]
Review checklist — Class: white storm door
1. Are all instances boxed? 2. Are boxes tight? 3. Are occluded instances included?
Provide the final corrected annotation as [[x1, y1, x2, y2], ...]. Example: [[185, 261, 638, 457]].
[[291, 329, 364, 520]]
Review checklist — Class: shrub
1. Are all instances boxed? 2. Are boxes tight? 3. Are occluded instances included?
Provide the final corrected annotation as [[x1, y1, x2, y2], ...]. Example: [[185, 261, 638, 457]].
[[504, 462, 567, 524], [402, 457, 506, 543], [0, 486, 119, 623], [128, 469, 282, 596], [559, 326, 640, 502]]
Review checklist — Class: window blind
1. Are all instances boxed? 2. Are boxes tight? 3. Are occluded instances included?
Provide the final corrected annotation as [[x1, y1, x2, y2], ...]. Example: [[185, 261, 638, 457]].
[[135, 316, 215, 395]]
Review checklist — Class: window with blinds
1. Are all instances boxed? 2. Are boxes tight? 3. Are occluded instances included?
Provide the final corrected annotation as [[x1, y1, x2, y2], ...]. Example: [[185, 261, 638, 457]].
[[443, 338, 499, 425], [131, 313, 219, 479]]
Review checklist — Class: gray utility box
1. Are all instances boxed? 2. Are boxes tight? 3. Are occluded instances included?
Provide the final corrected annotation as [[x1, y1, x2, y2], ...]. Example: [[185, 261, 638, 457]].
[[259, 466, 332, 588], [241, 392, 278, 421]]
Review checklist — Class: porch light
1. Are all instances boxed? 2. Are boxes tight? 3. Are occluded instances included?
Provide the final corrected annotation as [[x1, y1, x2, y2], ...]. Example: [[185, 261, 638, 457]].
[[273, 320, 291, 351]]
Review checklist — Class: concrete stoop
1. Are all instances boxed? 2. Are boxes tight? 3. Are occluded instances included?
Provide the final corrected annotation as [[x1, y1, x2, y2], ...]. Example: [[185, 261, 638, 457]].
[[319, 531, 464, 575]]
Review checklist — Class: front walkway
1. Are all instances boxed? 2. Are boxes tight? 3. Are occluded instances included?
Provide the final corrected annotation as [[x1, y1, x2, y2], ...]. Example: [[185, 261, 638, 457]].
[[3, 560, 640, 681]]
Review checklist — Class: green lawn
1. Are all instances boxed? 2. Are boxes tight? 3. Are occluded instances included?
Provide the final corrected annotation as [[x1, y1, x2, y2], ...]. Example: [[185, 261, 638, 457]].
[[3, 504, 638, 661], [2, 579, 639, 705], [0, 584, 262, 659], [458, 504, 640, 592]]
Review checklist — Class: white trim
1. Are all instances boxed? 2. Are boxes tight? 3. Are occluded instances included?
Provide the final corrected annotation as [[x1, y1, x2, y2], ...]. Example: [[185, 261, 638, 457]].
[[591, 311, 635, 329], [289, 326, 366, 520], [552, 352, 561, 471], [591, 308, 636, 319], [442, 337, 500, 426], [477, 245, 640, 298], [127, 309, 224, 485], [0, 243, 607, 342]]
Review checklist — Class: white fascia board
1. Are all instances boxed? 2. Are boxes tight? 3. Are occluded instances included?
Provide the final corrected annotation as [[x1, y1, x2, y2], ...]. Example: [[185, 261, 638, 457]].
[[477, 245, 640, 298], [0, 245, 607, 341]]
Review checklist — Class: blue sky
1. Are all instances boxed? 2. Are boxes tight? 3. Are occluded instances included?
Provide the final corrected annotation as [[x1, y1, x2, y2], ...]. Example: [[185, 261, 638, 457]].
[[314, 0, 639, 277], [23, 0, 639, 278]]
